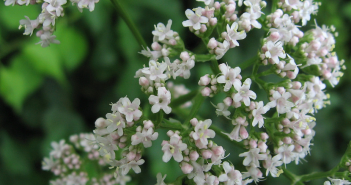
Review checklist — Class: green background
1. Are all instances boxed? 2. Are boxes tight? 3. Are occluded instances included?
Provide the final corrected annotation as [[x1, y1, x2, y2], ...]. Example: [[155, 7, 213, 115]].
[[0, 0, 350, 184]]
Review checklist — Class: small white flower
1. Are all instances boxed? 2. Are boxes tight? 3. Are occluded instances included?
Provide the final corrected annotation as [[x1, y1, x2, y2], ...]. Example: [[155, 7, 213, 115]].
[[233, 78, 257, 106], [265, 41, 286, 64], [162, 134, 187, 162], [120, 159, 145, 175], [191, 119, 215, 149], [239, 148, 267, 167], [182, 8, 209, 30], [36, 31, 60, 47], [131, 127, 158, 148], [216, 63, 241, 92], [117, 97, 142, 122], [149, 87, 172, 114], [252, 101, 269, 128], [152, 20, 174, 41], [225, 22, 247, 47], [19, 16, 39, 36], [155, 173, 167, 185]]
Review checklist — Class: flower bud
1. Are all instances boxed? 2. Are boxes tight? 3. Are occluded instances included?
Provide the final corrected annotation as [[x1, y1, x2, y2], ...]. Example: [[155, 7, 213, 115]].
[[189, 151, 199, 161], [151, 42, 161, 51], [181, 163, 193, 174], [201, 87, 212, 96], [180, 51, 190, 61], [202, 150, 213, 159], [208, 38, 218, 49], [198, 75, 210, 86], [139, 77, 149, 87]]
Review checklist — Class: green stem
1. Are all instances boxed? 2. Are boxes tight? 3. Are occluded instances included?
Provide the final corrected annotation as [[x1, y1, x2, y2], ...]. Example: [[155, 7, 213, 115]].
[[256, 68, 275, 77], [238, 55, 259, 71], [282, 168, 304, 185], [110, 0, 147, 48], [298, 166, 340, 183], [183, 92, 205, 126], [210, 124, 246, 149], [194, 54, 216, 62], [211, 59, 221, 74]]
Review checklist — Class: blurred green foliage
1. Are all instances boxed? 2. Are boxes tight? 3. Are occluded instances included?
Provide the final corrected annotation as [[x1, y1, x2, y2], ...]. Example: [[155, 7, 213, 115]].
[[0, 0, 351, 184]]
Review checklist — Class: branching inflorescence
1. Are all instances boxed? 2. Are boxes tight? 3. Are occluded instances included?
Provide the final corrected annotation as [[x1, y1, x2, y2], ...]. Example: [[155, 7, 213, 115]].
[[6, 0, 348, 184]]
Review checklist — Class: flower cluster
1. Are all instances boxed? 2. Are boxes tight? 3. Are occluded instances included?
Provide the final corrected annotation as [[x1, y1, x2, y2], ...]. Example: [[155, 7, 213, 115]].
[[38, 0, 349, 184], [4, 0, 99, 47], [42, 133, 128, 184]]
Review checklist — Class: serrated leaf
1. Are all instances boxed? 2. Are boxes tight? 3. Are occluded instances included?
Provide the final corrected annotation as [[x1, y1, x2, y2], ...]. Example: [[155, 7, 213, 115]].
[[0, 55, 43, 112]]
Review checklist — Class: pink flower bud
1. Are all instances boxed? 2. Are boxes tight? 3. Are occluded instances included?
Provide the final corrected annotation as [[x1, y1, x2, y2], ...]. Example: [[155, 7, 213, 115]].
[[261, 132, 269, 140], [283, 137, 292, 144], [214, 1, 221, 9], [169, 39, 177, 45], [249, 140, 257, 148], [198, 75, 210, 86], [211, 85, 217, 92], [167, 130, 175, 137], [180, 51, 190, 61], [210, 18, 218, 26], [283, 127, 291, 134], [302, 128, 312, 135], [239, 126, 248, 139], [201, 87, 212, 96], [277, 87, 285, 94], [119, 143, 126, 148], [139, 77, 149, 87], [143, 120, 154, 129], [249, 102, 256, 110], [294, 144, 302, 153], [223, 97, 233, 107], [202, 150, 213, 159], [270, 32, 280, 42], [181, 163, 193, 174], [233, 101, 241, 108], [200, 24, 207, 33], [95, 118, 106, 128], [212, 146, 224, 156], [189, 151, 199, 161], [151, 42, 161, 51], [208, 38, 218, 49], [258, 141, 267, 152], [230, 14, 237, 21], [190, 118, 198, 126]]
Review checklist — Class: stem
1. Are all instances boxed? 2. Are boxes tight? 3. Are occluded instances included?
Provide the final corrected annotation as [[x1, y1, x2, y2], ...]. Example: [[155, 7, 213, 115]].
[[194, 54, 216, 62], [282, 168, 304, 185], [238, 55, 259, 71], [110, 0, 147, 48], [210, 59, 221, 74], [183, 92, 205, 126], [210, 124, 246, 149]]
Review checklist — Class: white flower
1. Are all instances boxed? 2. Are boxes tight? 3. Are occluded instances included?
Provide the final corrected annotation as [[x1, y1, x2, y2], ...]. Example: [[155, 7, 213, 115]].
[[152, 20, 174, 41], [37, 31, 60, 47], [140, 47, 162, 61], [275, 145, 296, 165], [106, 112, 126, 136], [239, 148, 267, 167], [174, 58, 195, 79], [225, 22, 247, 48], [252, 101, 269, 128], [265, 41, 286, 64], [233, 78, 257, 106], [218, 161, 243, 184], [44, 0, 67, 17], [267, 90, 295, 115], [117, 97, 142, 122], [192, 119, 215, 149], [96, 134, 118, 161], [76, 0, 99, 12], [216, 63, 241, 92], [213, 102, 230, 118], [182, 8, 209, 30], [149, 87, 172, 114], [50, 140, 67, 158], [155, 173, 167, 185], [162, 134, 187, 162], [325, 177, 351, 185], [215, 40, 230, 60], [120, 159, 145, 175], [142, 60, 168, 81], [196, 0, 213, 6], [42, 157, 58, 171], [131, 127, 158, 148], [19, 16, 39, 36], [264, 155, 283, 177]]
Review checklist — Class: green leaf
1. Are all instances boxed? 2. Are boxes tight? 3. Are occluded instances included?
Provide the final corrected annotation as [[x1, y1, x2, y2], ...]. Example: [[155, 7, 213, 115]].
[[54, 24, 88, 72], [22, 43, 66, 84], [0, 55, 43, 112]]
